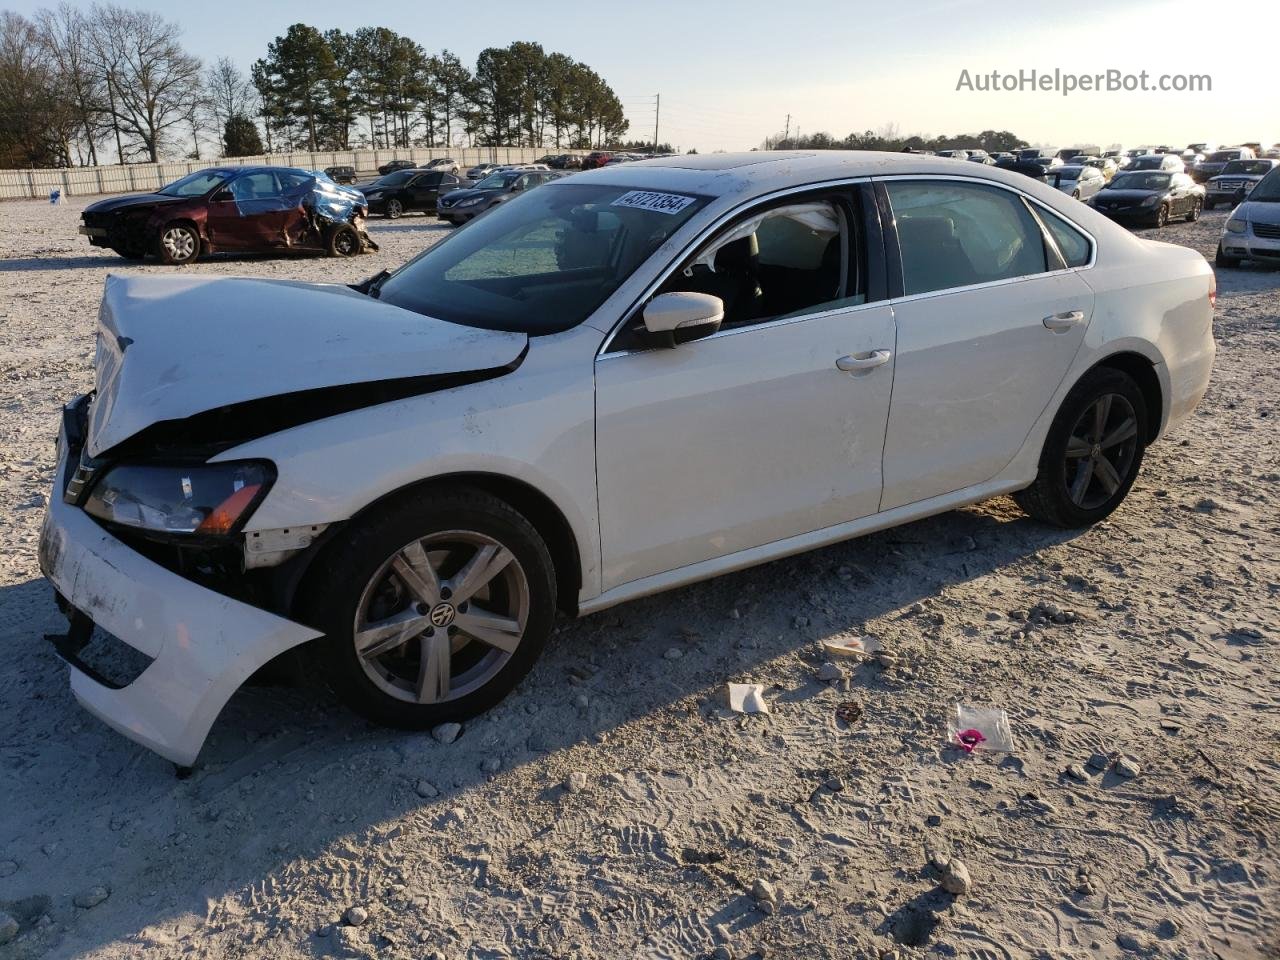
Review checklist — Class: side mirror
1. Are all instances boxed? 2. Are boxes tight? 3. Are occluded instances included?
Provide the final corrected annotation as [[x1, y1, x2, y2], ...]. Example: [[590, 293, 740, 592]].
[[643, 291, 724, 347], [211, 189, 234, 202]]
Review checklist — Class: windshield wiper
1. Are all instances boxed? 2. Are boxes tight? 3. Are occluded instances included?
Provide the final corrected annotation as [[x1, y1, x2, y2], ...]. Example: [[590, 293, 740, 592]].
[[354, 269, 391, 299]]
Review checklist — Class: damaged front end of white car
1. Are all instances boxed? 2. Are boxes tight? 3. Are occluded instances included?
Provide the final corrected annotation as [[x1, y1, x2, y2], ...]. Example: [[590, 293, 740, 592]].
[[39, 273, 528, 768]]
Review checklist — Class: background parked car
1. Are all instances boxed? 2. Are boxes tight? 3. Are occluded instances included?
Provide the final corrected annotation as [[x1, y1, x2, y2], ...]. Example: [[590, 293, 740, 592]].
[[1128, 154, 1185, 173], [436, 169, 560, 224], [1205, 158, 1280, 209], [77, 166, 376, 264], [1051, 164, 1106, 200], [966, 149, 995, 164], [1082, 156, 1118, 180], [936, 149, 970, 160], [1216, 165, 1280, 267], [1192, 147, 1255, 182], [464, 162, 501, 181], [324, 165, 357, 185], [377, 159, 417, 176], [358, 169, 463, 218], [580, 151, 613, 170], [423, 158, 460, 175], [1088, 170, 1204, 226]]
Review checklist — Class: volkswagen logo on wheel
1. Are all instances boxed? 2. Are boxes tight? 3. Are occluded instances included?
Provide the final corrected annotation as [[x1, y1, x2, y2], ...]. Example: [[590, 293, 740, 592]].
[[430, 603, 457, 628]]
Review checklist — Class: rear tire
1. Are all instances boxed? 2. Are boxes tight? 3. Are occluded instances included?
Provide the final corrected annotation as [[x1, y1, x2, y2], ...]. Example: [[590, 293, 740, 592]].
[[1014, 367, 1148, 528], [155, 222, 199, 265], [1215, 244, 1240, 269], [298, 487, 557, 730]]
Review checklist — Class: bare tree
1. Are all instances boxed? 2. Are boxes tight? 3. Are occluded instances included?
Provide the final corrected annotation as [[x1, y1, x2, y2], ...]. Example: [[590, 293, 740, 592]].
[[0, 11, 80, 167], [205, 57, 255, 140], [34, 3, 105, 165], [88, 4, 202, 162]]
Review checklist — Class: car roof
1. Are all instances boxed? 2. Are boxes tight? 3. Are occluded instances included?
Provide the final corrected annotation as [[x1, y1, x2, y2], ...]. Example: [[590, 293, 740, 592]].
[[564, 150, 1101, 202]]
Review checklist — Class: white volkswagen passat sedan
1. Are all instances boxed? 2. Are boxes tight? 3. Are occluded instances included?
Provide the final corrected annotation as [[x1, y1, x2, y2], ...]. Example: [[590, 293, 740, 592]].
[[40, 152, 1216, 766]]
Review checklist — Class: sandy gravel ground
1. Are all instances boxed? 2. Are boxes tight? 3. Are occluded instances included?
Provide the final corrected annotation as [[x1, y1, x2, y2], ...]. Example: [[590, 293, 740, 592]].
[[0, 197, 1277, 960]]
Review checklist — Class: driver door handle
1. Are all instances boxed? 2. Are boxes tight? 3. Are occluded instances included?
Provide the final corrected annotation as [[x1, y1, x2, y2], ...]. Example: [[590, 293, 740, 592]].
[[1043, 310, 1085, 331], [836, 349, 892, 373]]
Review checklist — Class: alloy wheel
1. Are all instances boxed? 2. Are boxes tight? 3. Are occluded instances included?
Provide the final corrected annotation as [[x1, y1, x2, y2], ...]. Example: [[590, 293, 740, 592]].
[[161, 226, 196, 262], [1156, 205, 1168, 227], [352, 531, 530, 704], [387, 199, 403, 219], [334, 230, 357, 256], [1064, 393, 1139, 510]]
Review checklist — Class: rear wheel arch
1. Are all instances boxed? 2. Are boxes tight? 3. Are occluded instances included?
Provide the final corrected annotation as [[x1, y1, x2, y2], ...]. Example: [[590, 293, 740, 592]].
[[1085, 352, 1164, 444]]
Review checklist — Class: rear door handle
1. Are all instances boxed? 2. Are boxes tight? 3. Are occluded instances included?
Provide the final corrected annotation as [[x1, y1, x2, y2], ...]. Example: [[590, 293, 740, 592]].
[[1043, 310, 1085, 331], [836, 349, 892, 373]]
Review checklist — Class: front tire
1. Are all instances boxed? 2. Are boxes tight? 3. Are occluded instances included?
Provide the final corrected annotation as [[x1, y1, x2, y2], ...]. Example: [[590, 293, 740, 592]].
[[385, 198, 404, 220], [299, 487, 557, 729], [1014, 367, 1148, 528], [1154, 204, 1169, 227], [156, 222, 200, 265], [327, 223, 360, 257], [1187, 198, 1202, 222], [111, 244, 145, 261]]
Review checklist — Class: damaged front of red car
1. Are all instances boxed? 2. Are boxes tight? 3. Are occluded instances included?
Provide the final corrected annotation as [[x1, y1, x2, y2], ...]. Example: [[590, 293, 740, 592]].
[[79, 166, 377, 265]]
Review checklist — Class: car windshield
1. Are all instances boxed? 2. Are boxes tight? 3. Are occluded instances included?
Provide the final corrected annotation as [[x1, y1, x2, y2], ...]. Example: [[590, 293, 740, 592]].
[[158, 170, 229, 197], [1248, 168, 1280, 202], [1207, 152, 1239, 162], [1222, 160, 1272, 175], [1109, 172, 1170, 191], [476, 172, 520, 189], [1057, 167, 1082, 179], [373, 171, 417, 187], [375, 182, 710, 335]]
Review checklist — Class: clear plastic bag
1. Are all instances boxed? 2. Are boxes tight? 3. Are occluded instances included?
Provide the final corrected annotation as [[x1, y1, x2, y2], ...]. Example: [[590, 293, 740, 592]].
[[946, 704, 1015, 753]]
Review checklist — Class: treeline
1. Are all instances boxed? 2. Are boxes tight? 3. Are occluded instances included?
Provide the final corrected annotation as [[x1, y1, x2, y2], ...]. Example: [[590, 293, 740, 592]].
[[0, 6, 630, 168], [762, 127, 1030, 154]]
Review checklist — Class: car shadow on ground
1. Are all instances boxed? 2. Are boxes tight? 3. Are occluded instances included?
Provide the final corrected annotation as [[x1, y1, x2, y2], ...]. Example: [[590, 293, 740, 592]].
[[0, 499, 1084, 956], [0, 255, 125, 271]]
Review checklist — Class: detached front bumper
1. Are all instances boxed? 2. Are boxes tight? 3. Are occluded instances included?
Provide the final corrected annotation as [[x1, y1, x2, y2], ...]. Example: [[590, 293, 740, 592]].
[[38, 400, 322, 766]]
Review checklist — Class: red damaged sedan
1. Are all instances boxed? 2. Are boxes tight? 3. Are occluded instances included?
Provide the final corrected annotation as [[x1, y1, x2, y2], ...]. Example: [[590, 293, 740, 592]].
[[78, 166, 377, 265]]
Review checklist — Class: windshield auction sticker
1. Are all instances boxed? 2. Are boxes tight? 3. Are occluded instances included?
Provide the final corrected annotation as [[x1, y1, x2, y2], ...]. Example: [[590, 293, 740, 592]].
[[611, 191, 697, 215]]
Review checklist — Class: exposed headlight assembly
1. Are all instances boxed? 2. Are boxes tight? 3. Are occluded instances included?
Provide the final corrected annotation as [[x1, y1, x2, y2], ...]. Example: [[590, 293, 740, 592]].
[[457, 196, 485, 207], [1225, 218, 1248, 234], [1141, 195, 1161, 207], [84, 460, 274, 537]]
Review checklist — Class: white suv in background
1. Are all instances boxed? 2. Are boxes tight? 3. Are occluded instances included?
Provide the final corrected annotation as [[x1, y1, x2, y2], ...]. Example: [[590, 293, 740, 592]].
[[41, 152, 1216, 766]]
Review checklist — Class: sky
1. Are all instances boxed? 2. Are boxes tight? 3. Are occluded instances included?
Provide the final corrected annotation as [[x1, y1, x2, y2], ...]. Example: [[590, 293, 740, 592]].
[[9, 0, 1275, 152]]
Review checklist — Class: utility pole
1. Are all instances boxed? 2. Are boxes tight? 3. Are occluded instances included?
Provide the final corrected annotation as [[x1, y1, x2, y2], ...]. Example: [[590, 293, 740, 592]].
[[653, 94, 660, 155], [784, 113, 791, 144]]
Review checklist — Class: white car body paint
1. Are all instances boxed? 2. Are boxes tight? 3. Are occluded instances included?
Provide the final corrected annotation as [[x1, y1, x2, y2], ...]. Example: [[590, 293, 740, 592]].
[[88, 274, 526, 457], [42, 152, 1215, 764]]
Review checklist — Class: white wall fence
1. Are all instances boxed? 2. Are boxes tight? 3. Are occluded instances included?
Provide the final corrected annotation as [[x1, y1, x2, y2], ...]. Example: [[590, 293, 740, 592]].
[[0, 146, 585, 200]]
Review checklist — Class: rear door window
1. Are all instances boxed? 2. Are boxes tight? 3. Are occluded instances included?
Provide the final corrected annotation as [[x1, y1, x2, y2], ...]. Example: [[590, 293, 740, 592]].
[[1036, 207, 1092, 268], [886, 180, 1049, 296]]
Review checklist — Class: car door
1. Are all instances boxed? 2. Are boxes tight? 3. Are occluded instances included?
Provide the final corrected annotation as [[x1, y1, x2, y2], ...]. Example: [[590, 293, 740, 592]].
[[205, 170, 288, 249], [407, 172, 443, 211], [595, 188, 897, 590], [876, 177, 1095, 510]]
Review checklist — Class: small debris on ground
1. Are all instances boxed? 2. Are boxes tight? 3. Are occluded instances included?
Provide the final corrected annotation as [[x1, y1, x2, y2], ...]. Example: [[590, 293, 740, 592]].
[[344, 905, 368, 926], [727, 683, 770, 714], [74, 886, 110, 909], [431, 722, 462, 745]]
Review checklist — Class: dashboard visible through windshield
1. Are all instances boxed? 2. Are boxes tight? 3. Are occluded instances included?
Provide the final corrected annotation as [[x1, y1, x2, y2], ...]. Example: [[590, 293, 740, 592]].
[[375, 183, 710, 335]]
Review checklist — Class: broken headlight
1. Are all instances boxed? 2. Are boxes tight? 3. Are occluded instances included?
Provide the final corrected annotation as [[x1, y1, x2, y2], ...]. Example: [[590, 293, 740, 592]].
[[83, 461, 275, 537]]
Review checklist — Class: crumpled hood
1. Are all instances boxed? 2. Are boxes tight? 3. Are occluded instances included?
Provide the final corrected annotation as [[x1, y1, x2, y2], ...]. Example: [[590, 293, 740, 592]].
[[87, 274, 527, 457], [83, 193, 185, 215]]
